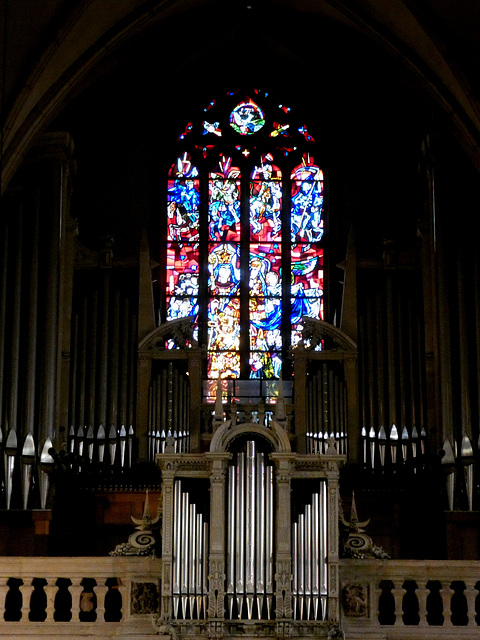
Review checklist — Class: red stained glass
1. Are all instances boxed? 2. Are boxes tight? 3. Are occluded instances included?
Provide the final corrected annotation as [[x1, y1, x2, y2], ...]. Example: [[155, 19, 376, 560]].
[[291, 245, 323, 294], [166, 243, 199, 295]]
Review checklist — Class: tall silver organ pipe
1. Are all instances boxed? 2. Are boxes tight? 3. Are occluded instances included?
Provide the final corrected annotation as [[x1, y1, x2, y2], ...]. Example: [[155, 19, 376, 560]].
[[172, 480, 208, 619], [227, 441, 274, 620], [148, 364, 190, 458], [306, 364, 348, 455], [292, 482, 328, 620]]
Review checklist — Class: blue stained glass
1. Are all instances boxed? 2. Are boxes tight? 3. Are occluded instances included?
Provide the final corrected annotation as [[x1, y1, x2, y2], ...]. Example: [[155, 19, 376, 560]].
[[249, 351, 282, 379], [167, 178, 200, 241], [166, 96, 324, 380], [166, 295, 199, 321], [290, 157, 324, 243], [209, 158, 241, 242], [230, 99, 265, 135], [250, 297, 282, 337], [249, 248, 282, 296], [208, 243, 241, 295]]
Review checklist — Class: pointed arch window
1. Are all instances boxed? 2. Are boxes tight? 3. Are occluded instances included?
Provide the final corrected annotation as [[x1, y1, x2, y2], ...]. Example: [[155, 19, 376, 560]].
[[159, 90, 325, 399]]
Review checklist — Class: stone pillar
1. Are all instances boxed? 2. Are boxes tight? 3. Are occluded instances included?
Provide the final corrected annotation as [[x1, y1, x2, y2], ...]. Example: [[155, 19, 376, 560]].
[[270, 453, 293, 619], [157, 460, 176, 621], [206, 453, 231, 620], [326, 462, 340, 622]]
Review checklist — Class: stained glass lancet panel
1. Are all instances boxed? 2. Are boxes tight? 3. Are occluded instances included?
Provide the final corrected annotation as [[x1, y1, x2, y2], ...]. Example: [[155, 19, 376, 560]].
[[207, 157, 242, 378], [166, 154, 200, 345], [249, 154, 283, 378], [290, 155, 324, 348]]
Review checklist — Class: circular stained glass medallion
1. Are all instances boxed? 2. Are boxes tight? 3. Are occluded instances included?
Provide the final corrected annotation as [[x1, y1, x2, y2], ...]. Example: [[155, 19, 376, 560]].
[[229, 99, 265, 135]]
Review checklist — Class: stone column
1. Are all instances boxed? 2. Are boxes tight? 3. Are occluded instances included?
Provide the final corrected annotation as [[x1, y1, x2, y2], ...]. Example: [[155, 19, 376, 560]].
[[326, 461, 340, 622], [157, 460, 176, 621], [270, 453, 293, 619], [206, 453, 231, 620]]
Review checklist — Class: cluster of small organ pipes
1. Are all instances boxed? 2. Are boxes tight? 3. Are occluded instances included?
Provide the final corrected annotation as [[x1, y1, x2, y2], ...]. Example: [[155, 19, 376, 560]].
[[68, 423, 135, 467], [361, 424, 426, 468], [172, 480, 209, 619]]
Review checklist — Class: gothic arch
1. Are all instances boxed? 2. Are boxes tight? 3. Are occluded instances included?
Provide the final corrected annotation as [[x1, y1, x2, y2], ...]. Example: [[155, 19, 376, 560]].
[[3, 0, 480, 192]]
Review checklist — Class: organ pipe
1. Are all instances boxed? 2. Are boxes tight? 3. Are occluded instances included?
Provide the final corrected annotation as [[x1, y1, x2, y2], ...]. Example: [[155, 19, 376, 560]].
[[292, 483, 328, 620], [306, 364, 349, 455], [24, 197, 39, 441], [98, 272, 110, 426], [9, 206, 23, 438], [0, 218, 8, 439], [172, 480, 208, 619], [227, 442, 274, 620], [88, 289, 98, 428]]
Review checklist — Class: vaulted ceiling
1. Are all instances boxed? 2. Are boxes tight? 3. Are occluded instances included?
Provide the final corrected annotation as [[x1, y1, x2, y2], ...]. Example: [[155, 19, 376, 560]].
[[1, 0, 480, 193]]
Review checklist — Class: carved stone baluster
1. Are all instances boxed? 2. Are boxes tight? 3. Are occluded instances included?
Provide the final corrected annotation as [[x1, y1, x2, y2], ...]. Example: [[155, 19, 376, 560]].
[[440, 583, 454, 626], [415, 583, 429, 627], [19, 580, 34, 622], [0, 579, 9, 621], [391, 583, 406, 626], [70, 578, 84, 621], [465, 582, 478, 627], [116, 579, 127, 620], [44, 580, 58, 621], [95, 580, 109, 621]]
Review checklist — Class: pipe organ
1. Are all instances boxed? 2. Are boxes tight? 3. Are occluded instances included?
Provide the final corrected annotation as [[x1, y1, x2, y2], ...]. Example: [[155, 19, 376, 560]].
[[292, 482, 328, 621], [148, 362, 190, 460], [306, 362, 348, 456], [226, 441, 274, 620], [358, 269, 427, 473], [158, 425, 343, 635], [172, 480, 209, 619]]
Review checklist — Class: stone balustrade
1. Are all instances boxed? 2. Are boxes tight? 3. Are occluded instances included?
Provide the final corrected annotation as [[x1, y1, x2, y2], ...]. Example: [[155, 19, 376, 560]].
[[0, 556, 161, 638], [339, 559, 480, 638], [3, 556, 480, 639]]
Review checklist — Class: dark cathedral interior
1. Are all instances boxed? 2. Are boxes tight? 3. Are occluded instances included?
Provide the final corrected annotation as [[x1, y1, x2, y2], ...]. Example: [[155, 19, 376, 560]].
[[1, 1, 480, 637]]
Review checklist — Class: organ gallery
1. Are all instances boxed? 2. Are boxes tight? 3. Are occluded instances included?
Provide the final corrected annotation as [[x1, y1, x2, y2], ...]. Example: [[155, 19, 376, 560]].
[[1, 1, 480, 638]]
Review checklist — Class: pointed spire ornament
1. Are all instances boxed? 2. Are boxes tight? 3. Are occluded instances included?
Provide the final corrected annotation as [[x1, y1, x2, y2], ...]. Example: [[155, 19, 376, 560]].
[[340, 491, 389, 558]]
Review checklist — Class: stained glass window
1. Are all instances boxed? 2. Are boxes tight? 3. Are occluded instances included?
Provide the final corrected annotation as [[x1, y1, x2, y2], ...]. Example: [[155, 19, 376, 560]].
[[160, 91, 325, 393]]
